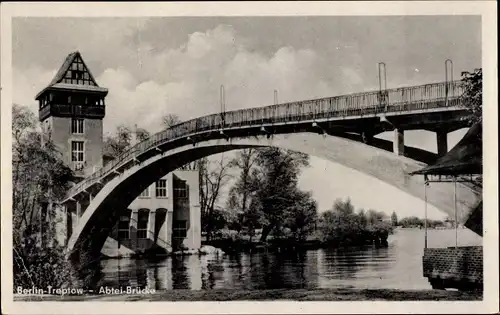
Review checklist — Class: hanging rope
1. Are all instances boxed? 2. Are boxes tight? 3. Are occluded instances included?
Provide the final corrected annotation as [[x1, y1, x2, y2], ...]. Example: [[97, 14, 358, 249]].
[[454, 177, 458, 248], [424, 175, 429, 249]]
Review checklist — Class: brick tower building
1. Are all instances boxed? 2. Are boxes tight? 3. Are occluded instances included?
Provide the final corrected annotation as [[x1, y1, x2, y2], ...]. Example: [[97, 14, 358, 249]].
[[36, 52, 201, 256]]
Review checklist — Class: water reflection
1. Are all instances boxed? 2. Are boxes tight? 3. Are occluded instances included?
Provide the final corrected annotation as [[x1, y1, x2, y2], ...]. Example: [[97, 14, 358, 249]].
[[96, 229, 482, 291]]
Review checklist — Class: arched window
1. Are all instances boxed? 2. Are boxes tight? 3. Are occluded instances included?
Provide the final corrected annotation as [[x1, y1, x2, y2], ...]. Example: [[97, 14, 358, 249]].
[[118, 209, 131, 240], [137, 209, 149, 239], [154, 208, 168, 242]]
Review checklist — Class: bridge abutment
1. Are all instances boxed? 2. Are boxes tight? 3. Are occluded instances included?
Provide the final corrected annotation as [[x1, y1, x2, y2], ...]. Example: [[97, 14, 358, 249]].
[[393, 128, 405, 156]]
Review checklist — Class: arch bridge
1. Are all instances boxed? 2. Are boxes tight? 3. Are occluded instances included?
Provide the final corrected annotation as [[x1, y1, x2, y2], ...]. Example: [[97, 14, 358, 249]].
[[62, 80, 481, 262]]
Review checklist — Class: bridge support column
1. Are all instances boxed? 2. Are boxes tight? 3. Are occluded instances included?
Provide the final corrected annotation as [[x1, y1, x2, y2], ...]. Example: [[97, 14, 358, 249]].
[[65, 204, 72, 245], [393, 128, 405, 156], [147, 210, 156, 242], [76, 201, 81, 226], [436, 131, 448, 157]]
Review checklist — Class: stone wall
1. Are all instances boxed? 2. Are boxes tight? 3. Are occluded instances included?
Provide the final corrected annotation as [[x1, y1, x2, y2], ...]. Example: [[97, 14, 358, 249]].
[[423, 246, 483, 284]]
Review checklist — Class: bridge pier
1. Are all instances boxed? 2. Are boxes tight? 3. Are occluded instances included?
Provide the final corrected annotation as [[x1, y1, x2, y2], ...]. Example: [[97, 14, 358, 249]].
[[393, 128, 405, 156], [76, 201, 82, 226], [64, 204, 71, 245], [436, 130, 448, 157]]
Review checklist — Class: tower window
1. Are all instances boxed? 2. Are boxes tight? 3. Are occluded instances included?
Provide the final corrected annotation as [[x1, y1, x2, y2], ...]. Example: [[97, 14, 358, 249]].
[[71, 118, 84, 134], [155, 179, 168, 198], [174, 180, 188, 199], [173, 220, 187, 238], [71, 141, 84, 170]]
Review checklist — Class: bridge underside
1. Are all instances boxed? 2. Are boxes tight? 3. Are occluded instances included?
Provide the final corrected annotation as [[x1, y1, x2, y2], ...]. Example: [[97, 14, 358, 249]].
[[66, 130, 481, 268]]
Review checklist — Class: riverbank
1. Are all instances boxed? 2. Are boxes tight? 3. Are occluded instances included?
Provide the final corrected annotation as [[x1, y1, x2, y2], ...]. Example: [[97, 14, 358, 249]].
[[14, 288, 482, 301], [204, 236, 389, 254]]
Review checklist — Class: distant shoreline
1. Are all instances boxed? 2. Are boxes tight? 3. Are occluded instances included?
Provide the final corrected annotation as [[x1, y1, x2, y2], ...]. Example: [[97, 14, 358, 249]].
[[13, 288, 482, 301]]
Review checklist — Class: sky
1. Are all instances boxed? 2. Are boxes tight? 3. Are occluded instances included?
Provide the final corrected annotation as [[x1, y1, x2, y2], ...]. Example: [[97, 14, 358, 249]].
[[12, 16, 481, 220]]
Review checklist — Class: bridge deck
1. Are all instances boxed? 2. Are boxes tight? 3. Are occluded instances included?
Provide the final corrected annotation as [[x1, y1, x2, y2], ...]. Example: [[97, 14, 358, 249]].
[[66, 80, 466, 200]]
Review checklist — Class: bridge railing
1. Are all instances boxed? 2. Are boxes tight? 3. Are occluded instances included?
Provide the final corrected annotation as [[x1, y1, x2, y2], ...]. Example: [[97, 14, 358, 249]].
[[67, 80, 464, 198]]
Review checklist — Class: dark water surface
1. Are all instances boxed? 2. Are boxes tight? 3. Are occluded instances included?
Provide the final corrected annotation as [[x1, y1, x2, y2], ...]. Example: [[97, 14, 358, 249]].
[[96, 229, 482, 291]]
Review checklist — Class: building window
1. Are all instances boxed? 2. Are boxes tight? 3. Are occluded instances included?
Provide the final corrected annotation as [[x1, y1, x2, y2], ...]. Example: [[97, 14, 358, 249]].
[[71, 141, 84, 170], [156, 179, 168, 198], [139, 186, 150, 198], [173, 220, 187, 238], [72, 71, 83, 80], [137, 210, 149, 239], [118, 213, 131, 240], [174, 180, 188, 199], [71, 118, 84, 134]]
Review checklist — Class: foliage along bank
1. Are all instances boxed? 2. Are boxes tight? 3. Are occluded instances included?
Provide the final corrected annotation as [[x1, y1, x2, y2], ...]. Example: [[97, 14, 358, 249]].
[[12, 104, 79, 291]]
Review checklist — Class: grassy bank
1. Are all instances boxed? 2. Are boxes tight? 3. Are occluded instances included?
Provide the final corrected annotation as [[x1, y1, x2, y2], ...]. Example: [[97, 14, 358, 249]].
[[14, 288, 482, 301]]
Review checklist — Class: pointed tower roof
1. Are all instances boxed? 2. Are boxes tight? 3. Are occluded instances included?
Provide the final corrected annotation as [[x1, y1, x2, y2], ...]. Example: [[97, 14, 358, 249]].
[[35, 51, 108, 100]]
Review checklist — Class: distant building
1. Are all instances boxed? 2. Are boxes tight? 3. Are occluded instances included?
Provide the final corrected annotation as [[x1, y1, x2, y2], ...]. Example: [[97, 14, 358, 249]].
[[36, 51, 201, 256]]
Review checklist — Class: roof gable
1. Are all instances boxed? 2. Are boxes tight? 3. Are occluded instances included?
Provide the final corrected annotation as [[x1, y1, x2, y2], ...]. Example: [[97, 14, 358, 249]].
[[410, 122, 482, 176], [48, 51, 100, 88]]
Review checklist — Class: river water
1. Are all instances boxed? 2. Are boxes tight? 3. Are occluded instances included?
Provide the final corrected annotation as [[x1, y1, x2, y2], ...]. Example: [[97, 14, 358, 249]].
[[96, 229, 482, 291]]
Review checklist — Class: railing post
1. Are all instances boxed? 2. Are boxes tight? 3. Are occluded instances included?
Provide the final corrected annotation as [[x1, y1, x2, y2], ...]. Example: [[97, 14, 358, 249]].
[[445, 59, 453, 106], [378, 62, 388, 111], [220, 85, 225, 130]]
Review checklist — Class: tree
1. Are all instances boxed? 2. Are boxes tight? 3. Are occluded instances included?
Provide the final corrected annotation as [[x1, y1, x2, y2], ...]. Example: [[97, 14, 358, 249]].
[[103, 125, 151, 159], [460, 68, 482, 124], [225, 149, 261, 236], [12, 104, 75, 290], [199, 155, 233, 240], [391, 211, 398, 227], [317, 198, 364, 244], [162, 113, 181, 129], [103, 125, 132, 158], [136, 127, 150, 142], [398, 216, 423, 228], [250, 148, 310, 242], [282, 190, 318, 242], [317, 198, 392, 246]]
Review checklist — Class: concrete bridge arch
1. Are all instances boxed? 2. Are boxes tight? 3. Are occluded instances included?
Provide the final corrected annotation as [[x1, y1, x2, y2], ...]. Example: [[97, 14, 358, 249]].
[[66, 131, 481, 261]]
